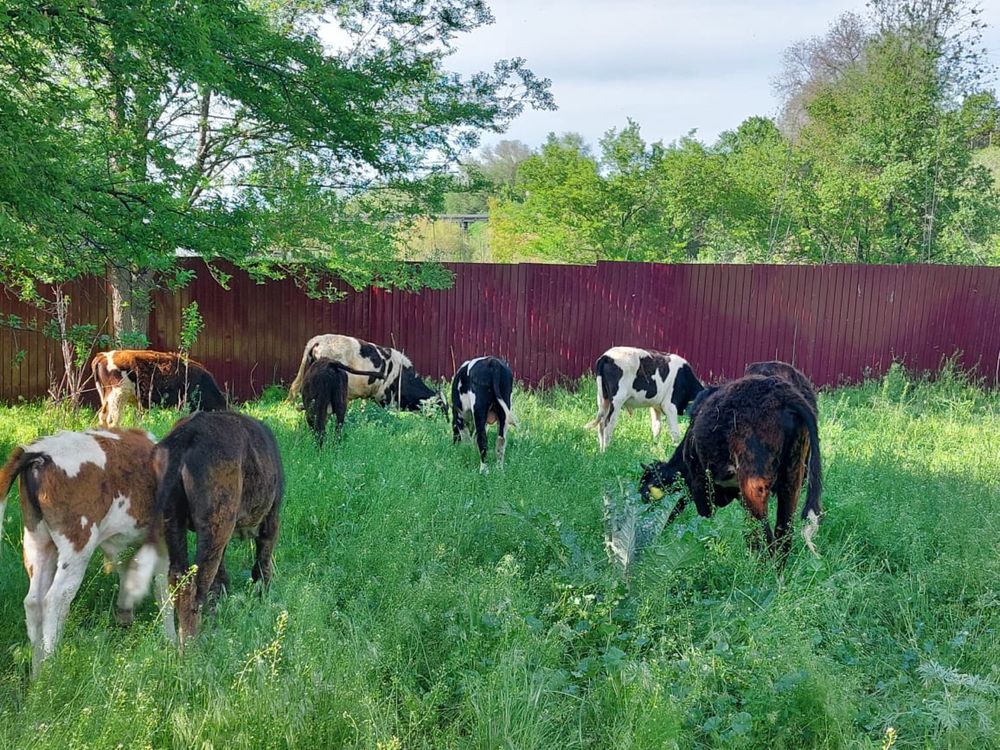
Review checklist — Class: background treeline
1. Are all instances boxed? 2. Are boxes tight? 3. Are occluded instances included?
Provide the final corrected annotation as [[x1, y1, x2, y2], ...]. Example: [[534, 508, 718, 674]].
[[417, 1, 1000, 265]]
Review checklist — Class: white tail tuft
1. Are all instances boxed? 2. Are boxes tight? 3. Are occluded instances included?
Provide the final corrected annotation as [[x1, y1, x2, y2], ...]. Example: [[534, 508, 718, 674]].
[[801, 509, 820, 557]]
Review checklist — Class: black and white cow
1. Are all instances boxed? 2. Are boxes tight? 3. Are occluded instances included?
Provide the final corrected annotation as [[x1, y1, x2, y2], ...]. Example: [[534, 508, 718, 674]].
[[451, 357, 518, 473], [287, 334, 445, 414], [585, 346, 704, 452]]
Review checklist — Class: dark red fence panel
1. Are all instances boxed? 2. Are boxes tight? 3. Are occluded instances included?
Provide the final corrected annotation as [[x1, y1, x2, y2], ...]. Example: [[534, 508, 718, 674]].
[[2, 261, 998, 403]]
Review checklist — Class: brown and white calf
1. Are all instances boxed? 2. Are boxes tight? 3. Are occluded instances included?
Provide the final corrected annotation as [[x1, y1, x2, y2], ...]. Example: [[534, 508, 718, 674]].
[[152, 412, 284, 643], [585, 346, 704, 452], [0, 428, 173, 676], [287, 334, 445, 413], [92, 350, 227, 427], [639, 374, 823, 560]]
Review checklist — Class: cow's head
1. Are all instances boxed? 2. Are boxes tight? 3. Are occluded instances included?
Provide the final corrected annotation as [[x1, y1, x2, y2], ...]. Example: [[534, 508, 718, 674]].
[[383, 367, 448, 416], [671, 362, 706, 416], [638, 451, 689, 502]]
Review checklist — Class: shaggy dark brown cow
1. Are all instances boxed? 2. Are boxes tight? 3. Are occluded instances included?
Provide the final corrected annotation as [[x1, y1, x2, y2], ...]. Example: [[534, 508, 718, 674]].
[[302, 357, 385, 444], [151, 412, 284, 643], [92, 350, 227, 427], [745, 360, 818, 414], [639, 375, 823, 560], [0, 428, 173, 676]]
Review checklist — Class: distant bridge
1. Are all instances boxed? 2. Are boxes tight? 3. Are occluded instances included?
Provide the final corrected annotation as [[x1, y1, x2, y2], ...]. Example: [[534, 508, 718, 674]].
[[434, 214, 488, 230]]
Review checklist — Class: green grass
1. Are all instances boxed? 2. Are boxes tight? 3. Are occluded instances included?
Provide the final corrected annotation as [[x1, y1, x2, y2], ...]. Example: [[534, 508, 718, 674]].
[[0, 365, 997, 749]]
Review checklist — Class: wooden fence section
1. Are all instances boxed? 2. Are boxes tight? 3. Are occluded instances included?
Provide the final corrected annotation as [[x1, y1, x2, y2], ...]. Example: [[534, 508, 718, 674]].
[[2, 261, 998, 403]]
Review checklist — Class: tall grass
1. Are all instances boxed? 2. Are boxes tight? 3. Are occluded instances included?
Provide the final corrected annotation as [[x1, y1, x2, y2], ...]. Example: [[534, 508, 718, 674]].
[[0, 365, 997, 748]]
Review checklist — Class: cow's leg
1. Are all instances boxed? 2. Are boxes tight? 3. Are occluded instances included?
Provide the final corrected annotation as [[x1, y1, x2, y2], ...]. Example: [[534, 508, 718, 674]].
[[182, 516, 236, 643], [41, 537, 96, 673], [165, 505, 191, 646], [332, 382, 348, 439], [474, 407, 489, 473], [210, 556, 230, 600], [775, 437, 809, 560], [251, 501, 281, 588], [649, 407, 663, 441], [151, 543, 176, 644], [23, 527, 57, 677], [96, 385, 110, 427], [688, 470, 715, 518], [101, 537, 145, 626], [104, 384, 125, 427], [665, 492, 691, 525], [600, 400, 622, 453], [773, 489, 798, 564], [664, 402, 680, 442]]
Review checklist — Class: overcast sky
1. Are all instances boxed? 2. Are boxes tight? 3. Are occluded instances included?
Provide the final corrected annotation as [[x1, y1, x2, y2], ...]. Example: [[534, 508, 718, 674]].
[[443, 0, 1000, 150]]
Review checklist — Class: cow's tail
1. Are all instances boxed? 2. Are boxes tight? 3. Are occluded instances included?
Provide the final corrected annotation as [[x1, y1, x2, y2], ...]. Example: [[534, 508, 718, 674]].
[[492, 362, 518, 428], [584, 355, 613, 429], [0, 447, 31, 550], [332, 363, 385, 379], [286, 341, 315, 402], [146, 440, 188, 547], [795, 400, 823, 556]]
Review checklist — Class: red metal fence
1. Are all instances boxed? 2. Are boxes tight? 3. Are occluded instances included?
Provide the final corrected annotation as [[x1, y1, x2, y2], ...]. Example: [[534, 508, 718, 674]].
[[2, 261, 998, 403]]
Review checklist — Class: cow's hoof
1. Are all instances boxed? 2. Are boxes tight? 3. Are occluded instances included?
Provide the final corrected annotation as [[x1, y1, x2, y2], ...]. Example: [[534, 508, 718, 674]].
[[479, 463, 489, 474], [115, 607, 134, 627]]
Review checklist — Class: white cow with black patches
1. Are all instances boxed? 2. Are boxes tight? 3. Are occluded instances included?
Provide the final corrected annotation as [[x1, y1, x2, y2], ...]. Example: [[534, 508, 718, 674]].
[[451, 356, 518, 473], [585, 346, 704, 452], [0, 428, 174, 677]]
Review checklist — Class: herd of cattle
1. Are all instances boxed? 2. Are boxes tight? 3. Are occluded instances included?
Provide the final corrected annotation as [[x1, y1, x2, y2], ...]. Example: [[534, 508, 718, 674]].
[[0, 335, 823, 676]]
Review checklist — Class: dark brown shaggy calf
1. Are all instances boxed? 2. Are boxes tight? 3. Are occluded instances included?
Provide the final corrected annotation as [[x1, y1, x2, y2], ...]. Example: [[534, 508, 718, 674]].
[[92, 350, 227, 427], [151, 412, 284, 642], [745, 360, 818, 414], [640, 375, 823, 560], [301, 357, 385, 445]]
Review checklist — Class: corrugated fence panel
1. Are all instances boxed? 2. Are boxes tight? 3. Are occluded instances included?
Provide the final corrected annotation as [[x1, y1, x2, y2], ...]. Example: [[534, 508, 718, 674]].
[[3, 260, 999, 402]]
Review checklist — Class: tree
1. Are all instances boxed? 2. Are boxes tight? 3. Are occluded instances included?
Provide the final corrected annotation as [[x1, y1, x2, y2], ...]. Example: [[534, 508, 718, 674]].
[[0, 0, 553, 343], [489, 133, 603, 262], [443, 139, 533, 213]]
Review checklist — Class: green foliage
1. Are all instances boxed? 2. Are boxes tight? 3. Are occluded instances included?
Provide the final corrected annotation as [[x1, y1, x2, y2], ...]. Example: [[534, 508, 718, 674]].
[[0, 0, 553, 338], [179, 302, 204, 354], [0, 369, 998, 747], [485, 1, 999, 266]]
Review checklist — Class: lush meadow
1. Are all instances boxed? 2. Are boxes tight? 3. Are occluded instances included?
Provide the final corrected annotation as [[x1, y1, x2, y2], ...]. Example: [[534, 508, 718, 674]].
[[0, 367, 997, 749]]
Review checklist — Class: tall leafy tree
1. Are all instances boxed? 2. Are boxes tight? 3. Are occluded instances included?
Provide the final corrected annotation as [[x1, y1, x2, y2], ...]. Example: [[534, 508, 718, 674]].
[[0, 0, 553, 341]]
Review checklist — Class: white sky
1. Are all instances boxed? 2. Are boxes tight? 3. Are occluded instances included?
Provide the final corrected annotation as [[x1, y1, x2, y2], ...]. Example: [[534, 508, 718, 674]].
[[444, 0, 1000, 150]]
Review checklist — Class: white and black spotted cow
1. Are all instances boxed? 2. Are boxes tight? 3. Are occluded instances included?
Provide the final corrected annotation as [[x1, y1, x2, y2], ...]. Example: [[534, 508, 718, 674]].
[[287, 334, 445, 414], [585, 346, 704, 452], [451, 357, 518, 473]]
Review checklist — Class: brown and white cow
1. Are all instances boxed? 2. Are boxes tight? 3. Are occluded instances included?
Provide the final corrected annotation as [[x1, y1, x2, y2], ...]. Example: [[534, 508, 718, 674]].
[[92, 350, 227, 427], [585, 346, 704, 452], [152, 411, 284, 643], [0, 428, 174, 676], [639, 374, 823, 561], [287, 334, 445, 413]]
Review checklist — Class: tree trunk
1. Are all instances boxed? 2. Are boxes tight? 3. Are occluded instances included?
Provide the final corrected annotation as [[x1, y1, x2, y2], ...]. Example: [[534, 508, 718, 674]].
[[110, 265, 155, 347]]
